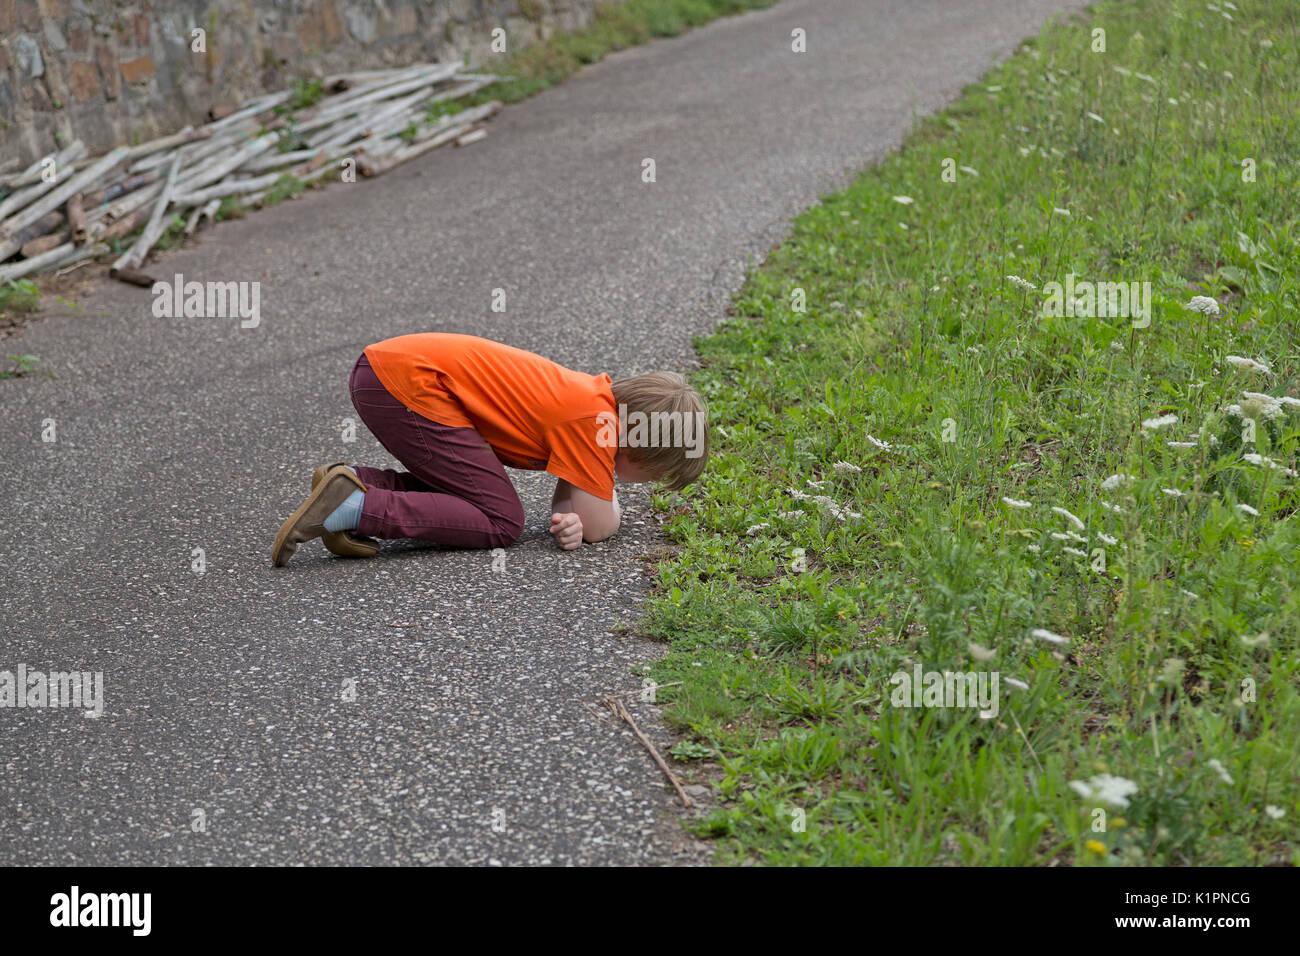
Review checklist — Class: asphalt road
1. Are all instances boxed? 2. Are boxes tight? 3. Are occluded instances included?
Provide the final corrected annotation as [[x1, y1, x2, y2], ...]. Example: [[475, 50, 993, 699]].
[[1, 0, 1087, 865]]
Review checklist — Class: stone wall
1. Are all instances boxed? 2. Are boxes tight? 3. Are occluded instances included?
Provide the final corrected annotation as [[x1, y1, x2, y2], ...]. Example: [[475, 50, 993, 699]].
[[1, 1, 601, 167]]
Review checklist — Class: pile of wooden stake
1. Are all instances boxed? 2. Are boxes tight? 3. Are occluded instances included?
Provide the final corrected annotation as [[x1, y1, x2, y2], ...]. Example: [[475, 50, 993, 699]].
[[0, 62, 501, 287]]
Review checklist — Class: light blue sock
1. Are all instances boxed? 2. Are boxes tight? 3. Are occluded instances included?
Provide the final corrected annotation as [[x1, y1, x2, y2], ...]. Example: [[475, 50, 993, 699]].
[[324, 488, 364, 532]]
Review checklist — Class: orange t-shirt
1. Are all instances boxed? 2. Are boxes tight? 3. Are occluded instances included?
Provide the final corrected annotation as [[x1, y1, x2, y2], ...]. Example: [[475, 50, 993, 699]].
[[364, 333, 617, 500]]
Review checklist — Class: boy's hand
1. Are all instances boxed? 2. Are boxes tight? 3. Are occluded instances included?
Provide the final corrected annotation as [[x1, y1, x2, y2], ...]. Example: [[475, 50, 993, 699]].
[[549, 512, 583, 550]]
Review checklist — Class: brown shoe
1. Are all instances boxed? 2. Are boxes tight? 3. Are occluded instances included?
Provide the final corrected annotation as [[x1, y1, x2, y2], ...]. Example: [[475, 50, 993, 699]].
[[271, 464, 369, 567], [312, 463, 380, 558]]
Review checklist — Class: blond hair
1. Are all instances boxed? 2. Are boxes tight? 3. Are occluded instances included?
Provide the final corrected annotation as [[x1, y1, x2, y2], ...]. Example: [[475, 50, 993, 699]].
[[611, 371, 709, 491]]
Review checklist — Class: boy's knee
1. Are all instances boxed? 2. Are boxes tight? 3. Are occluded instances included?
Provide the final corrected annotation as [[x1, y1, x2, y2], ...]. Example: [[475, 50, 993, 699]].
[[487, 522, 523, 548], [487, 503, 525, 548]]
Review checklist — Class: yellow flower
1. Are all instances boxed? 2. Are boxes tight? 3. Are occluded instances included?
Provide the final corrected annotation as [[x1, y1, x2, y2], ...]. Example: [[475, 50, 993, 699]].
[[1085, 840, 1107, 855]]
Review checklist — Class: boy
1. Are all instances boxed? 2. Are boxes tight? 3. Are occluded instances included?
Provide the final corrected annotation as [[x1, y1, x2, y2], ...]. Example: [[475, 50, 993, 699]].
[[272, 333, 708, 566]]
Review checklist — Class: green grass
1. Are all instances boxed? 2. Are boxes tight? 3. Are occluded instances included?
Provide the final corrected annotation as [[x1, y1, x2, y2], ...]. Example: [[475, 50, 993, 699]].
[[0, 279, 41, 317], [151, 213, 191, 252], [214, 197, 247, 221], [644, 0, 1300, 866], [261, 172, 308, 206], [0, 352, 42, 378], [278, 76, 326, 114], [424, 100, 467, 124]]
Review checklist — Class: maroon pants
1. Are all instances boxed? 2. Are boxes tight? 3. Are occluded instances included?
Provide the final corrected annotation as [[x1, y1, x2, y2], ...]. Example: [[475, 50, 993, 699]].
[[348, 354, 525, 548]]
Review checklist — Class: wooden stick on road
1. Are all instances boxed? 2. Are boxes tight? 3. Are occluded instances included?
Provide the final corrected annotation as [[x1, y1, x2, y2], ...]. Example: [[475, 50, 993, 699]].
[[601, 695, 692, 809]]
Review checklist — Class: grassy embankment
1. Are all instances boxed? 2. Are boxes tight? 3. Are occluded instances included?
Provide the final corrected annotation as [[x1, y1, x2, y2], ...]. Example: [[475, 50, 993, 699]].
[[642, 0, 1300, 865]]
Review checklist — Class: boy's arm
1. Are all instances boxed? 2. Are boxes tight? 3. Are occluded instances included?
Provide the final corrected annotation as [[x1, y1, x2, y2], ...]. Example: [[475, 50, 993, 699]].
[[550, 478, 620, 546]]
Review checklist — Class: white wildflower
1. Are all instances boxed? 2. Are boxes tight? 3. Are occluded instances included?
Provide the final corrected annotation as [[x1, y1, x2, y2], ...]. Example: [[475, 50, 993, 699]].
[[1242, 453, 1298, 478], [1027, 544, 1041, 553], [867, 435, 892, 451], [969, 643, 996, 662], [1051, 531, 1086, 542], [1086, 111, 1106, 124], [1005, 676, 1030, 690], [1240, 633, 1270, 649], [778, 511, 808, 520], [1241, 393, 1284, 421], [1142, 414, 1178, 430], [1276, 396, 1300, 409], [811, 495, 859, 522], [745, 523, 770, 536], [1006, 274, 1037, 292], [806, 479, 827, 490], [1052, 207, 1071, 217], [1166, 441, 1197, 448], [788, 487, 811, 500], [1003, 497, 1033, 509], [1063, 546, 1087, 557], [1098, 533, 1118, 546], [1185, 295, 1220, 315], [1180, 588, 1199, 600], [832, 461, 862, 474], [892, 195, 914, 205], [1100, 501, 1124, 514], [1031, 628, 1069, 645], [1225, 355, 1271, 374], [1162, 488, 1185, 498], [1101, 473, 1135, 491], [1236, 503, 1260, 517], [1052, 506, 1085, 530], [1069, 774, 1139, 809], [1207, 759, 1234, 785], [1265, 806, 1285, 820]]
